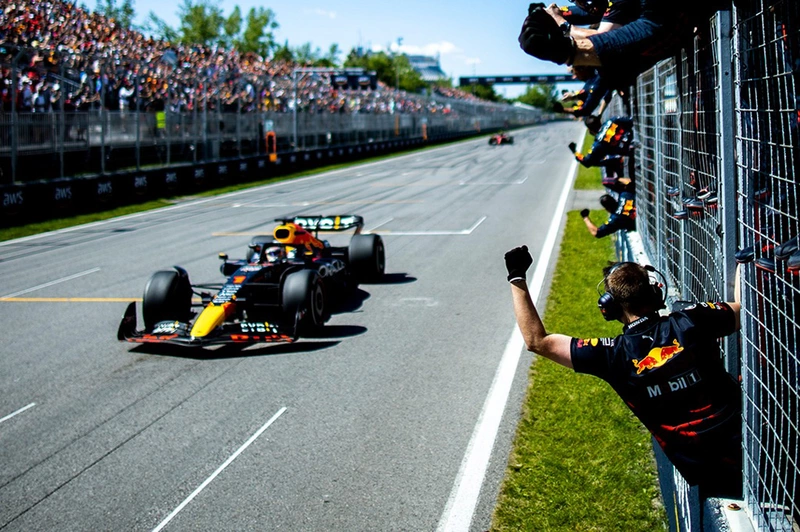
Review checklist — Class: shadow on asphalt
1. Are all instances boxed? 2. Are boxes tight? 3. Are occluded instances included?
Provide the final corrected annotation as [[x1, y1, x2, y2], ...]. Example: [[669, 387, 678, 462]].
[[131, 340, 344, 360], [360, 273, 416, 285]]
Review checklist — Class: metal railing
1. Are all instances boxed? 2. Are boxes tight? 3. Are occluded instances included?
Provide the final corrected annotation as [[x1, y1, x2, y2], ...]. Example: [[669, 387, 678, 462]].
[[629, 3, 798, 529], [0, 48, 543, 183]]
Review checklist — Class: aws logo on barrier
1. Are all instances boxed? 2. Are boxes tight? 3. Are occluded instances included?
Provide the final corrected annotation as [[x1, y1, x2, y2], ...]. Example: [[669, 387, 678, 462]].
[[194, 168, 205, 184], [3, 189, 24, 215], [165, 172, 178, 190], [134, 176, 148, 195], [54, 185, 73, 207], [97, 181, 113, 202]]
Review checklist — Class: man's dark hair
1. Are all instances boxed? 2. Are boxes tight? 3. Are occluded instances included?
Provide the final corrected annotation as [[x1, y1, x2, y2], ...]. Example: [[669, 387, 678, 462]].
[[603, 262, 659, 316], [599, 193, 618, 212], [584, 115, 602, 135]]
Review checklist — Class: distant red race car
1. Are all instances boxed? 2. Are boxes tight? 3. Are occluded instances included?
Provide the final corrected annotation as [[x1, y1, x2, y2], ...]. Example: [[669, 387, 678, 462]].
[[488, 132, 514, 145]]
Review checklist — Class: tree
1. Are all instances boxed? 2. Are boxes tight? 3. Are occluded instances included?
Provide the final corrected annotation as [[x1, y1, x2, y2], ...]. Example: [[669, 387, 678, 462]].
[[177, 0, 224, 46], [235, 7, 279, 57], [96, 0, 136, 29], [517, 84, 558, 110], [272, 40, 294, 63], [344, 49, 426, 92], [222, 6, 241, 50], [145, 1, 278, 56]]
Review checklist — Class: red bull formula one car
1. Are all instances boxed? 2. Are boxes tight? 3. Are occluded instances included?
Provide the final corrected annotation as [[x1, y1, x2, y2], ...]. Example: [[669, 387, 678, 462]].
[[118, 215, 385, 348], [488, 132, 514, 145]]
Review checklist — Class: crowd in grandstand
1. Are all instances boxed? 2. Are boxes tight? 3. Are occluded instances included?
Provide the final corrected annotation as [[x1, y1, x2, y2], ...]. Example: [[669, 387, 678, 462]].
[[0, 0, 481, 115]]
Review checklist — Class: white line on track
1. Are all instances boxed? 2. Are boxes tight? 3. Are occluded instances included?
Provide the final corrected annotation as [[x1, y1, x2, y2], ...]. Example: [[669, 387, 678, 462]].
[[365, 218, 394, 232], [436, 156, 579, 532], [0, 403, 36, 425], [371, 216, 486, 237], [0, 268, 101, 300], [0, 131, 513, 247], [458, 175, 528, 186], [151, 407, 287, 532]]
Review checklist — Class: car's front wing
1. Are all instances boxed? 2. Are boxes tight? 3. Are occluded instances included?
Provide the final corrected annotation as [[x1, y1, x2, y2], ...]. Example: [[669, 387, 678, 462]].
[[117, 302, 297, 347]]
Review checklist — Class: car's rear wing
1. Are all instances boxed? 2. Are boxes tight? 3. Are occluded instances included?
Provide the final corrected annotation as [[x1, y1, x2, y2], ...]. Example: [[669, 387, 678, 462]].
[[275, 215, 365, 233]]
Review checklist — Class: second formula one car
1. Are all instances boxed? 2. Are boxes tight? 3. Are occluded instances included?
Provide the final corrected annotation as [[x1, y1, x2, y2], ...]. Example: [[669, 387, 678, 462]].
[[488, 132, 514, 145], [118, 215, 385, 348]]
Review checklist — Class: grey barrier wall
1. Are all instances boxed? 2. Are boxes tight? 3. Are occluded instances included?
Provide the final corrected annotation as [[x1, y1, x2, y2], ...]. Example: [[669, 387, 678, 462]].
[[621, 3, 798, 530]]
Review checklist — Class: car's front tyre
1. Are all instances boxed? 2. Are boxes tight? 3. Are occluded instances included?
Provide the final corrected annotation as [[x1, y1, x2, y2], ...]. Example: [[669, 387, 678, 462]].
[[142, 268, 192, 331]]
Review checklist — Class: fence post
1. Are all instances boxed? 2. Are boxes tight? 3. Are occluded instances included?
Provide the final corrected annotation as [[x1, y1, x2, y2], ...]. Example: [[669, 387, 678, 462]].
[[715, 10, 741, 376], [653, 64, 666, 273], [10, 53, 19, 184]]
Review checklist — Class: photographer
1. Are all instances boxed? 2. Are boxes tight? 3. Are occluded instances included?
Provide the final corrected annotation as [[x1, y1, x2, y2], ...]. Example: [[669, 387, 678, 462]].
[[504, 250, 743, 498]]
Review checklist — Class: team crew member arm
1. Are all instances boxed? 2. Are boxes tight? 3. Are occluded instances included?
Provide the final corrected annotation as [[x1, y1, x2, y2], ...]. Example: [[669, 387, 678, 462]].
[[546, 3, 625, 39], [505, 247, 743, 367], [505, 246, 574, 368], [580, 208, 601, 237]]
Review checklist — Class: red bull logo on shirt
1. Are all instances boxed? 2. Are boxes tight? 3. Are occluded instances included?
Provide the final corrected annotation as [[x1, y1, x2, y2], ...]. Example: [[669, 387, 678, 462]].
[[633, 340, 684, 374]]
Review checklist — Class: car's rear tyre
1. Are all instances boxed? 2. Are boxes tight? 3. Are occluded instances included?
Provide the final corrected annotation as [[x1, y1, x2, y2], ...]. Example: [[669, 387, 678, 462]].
[[349, 234, 385, 283], [142, 268, 192, 331], [282, 270, 328, 334], [508, 137, 514, 144]]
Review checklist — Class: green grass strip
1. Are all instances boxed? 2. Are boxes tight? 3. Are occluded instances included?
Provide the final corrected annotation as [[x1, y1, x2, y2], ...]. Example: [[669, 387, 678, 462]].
[[491, 211, 667, 532], [0, 133, 496, 242], [574, 132, 604, 191]]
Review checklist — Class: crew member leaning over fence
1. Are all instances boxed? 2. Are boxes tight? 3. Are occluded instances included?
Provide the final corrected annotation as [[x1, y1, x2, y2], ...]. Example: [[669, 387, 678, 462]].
[[504, 252, 744, 500]]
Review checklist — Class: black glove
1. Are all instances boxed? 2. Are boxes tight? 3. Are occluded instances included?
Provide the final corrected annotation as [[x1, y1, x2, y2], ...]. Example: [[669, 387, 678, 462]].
[[568, 142, 577, 153], [519, 5, 576, 65], [505, 246, 533, 283], [580, 208, 590, 218]]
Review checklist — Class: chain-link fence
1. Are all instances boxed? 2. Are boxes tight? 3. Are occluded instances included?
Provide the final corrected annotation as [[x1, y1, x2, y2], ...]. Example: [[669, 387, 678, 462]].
[[629, 3, 798, 530]]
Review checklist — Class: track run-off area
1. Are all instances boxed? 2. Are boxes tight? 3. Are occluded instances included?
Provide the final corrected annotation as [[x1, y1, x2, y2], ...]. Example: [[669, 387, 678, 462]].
[[0, 121, 582, 532]]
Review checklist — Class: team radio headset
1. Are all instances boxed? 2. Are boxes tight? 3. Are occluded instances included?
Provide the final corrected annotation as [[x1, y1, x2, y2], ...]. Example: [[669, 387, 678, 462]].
[[596, 263, 668, 321]]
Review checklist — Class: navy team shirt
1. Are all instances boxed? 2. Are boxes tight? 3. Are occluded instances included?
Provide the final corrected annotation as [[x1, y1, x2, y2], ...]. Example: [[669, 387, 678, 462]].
[[570, 302, 742, 486]]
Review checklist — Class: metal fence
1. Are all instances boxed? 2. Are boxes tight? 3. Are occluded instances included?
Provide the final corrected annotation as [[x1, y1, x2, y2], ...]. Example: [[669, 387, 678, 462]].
[[0, 48, 543, 183], [629, 3, 798, 530]]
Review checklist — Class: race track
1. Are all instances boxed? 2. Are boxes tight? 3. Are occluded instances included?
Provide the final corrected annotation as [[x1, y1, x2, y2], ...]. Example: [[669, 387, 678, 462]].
[[0, 120, 583, 532]]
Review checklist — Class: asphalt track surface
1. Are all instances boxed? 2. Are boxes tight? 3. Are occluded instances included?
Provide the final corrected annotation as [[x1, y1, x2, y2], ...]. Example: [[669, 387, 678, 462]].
[[0, 120, 583, 532]]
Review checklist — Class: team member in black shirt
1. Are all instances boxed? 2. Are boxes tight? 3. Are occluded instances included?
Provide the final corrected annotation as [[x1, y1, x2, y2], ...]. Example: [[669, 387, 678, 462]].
[[581, 191, 636, 238], [504, 251, 743, 498]]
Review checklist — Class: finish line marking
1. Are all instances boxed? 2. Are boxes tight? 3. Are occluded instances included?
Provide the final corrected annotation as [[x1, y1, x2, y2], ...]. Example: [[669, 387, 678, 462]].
[[436, 156, 579, 532], [152, 407, 287, 532], [371, 216, 487, 236]]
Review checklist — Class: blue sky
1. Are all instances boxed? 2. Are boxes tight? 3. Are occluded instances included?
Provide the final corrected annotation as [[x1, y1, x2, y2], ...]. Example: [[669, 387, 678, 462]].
[[131, 0, 568, 97]]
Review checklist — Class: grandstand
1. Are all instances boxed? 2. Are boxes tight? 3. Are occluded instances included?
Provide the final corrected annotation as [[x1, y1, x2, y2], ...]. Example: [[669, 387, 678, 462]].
[[0, 0, 545, 218], [407, 55, 448, 82]]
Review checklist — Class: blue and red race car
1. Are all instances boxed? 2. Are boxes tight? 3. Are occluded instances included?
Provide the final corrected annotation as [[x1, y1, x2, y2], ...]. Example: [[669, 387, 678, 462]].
[[118, 215, 385, 348]]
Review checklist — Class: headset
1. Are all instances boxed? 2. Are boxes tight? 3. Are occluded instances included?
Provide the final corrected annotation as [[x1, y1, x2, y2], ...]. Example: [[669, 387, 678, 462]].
[[597, 263, 667, 321]]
